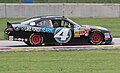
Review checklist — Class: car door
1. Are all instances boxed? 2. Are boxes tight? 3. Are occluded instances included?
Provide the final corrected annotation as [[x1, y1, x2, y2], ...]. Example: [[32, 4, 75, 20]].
[[53, 20, 73, 44]]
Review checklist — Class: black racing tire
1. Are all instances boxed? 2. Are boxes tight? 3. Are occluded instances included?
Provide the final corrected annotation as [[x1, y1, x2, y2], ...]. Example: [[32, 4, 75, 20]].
[[89, 32, 103, 45], [26, 33, 43, 46]]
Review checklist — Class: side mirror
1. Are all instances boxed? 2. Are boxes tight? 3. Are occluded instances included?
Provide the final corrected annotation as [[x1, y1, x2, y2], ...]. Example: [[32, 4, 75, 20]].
[[68, 23, 71, 28]]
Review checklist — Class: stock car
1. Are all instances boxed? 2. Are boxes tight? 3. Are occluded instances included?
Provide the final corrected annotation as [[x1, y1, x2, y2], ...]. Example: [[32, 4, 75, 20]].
[[4, 16, 112, 46]]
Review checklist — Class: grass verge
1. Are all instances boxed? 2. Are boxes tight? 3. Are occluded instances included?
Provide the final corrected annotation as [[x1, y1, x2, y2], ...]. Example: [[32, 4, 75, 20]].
[[0, 50, 120, 73]]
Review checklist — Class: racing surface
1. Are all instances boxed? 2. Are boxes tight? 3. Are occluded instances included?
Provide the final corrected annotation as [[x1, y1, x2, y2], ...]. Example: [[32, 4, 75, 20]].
[[0, 38, 120, 51]]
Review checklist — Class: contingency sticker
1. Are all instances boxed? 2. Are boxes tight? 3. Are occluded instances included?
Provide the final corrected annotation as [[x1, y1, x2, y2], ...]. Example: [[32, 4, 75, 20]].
[[74, 30, 80, 37], [79, 27, 90, 36]]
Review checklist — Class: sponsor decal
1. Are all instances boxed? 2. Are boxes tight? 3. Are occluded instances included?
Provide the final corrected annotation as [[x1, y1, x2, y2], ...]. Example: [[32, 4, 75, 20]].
[[14, 26, 41, 32], [79, 30, 89, 36], [79, 27, 90, 36], [84, 31, 89, 36], [31, 27, 41, 32], [21, 27, 41, 32], [41, 28, 54, 33], [25, 27, 32, 31], [18, 38, 24, 41], [54, 28, 72, 43], [14, 26, 54, 33], [31, 27, 36, 31], [14, 38, 28, 41], [74, 31, 80, 37], [79, 30, 85, 35]]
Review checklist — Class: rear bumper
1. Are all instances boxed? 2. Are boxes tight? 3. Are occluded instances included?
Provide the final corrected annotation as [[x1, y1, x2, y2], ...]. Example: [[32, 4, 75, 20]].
[[4, 31, 28, 42], [4, 31, 14, 41]]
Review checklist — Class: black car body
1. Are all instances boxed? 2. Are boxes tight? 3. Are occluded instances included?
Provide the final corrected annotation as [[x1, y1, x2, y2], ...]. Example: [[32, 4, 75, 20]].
[[5, 16, 112, 46]]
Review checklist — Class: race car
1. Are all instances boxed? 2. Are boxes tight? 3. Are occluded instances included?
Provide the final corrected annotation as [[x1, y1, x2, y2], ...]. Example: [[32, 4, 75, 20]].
[[4, 16, 112, 46]]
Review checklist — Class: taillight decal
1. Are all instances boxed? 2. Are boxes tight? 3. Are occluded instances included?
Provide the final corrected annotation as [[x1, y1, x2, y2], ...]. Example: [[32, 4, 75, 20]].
[[7, 27, 13, 31]]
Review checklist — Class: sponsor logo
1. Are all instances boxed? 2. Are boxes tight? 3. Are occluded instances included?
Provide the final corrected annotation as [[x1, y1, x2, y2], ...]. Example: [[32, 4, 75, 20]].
[[41, 28, 54, 33], [79, 27, 90, 36], [14, 38, 28, 41], [79, 30, 85, 35], [74, 31, 80, 37]]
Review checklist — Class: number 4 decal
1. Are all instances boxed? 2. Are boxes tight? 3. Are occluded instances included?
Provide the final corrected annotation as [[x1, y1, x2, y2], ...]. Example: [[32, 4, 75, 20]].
[[54, 28, 72, 43], [54, 29, 69, 40]]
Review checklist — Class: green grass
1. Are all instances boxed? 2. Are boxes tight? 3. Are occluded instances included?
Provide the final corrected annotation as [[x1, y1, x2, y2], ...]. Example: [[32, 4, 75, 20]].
[[0, 18, 120, 40], [0, 50, 120, 73]]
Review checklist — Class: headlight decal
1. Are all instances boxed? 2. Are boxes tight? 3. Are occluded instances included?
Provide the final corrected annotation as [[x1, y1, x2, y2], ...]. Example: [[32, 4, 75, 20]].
[[104, 33, 110, 39]]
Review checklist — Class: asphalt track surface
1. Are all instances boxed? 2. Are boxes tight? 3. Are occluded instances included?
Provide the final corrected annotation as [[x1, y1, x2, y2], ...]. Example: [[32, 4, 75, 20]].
[[0, 38, 120, 51]]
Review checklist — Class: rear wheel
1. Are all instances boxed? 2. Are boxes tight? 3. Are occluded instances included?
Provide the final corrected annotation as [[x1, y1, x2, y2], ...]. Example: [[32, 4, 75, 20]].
[[89, 32, 103, 45], [25, 33, 43, 46]]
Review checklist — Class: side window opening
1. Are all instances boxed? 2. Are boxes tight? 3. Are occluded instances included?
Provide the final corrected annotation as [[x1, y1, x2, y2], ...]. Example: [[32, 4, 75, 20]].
[[52, 20, 61, 28], [37, 20, 53, 27], [62, 20, 74, 28], [51, 20, 74, 28]]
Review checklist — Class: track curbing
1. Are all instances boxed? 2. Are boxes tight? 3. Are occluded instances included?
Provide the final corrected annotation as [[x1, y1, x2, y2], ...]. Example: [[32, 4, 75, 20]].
[[0, 45, 120, 52]]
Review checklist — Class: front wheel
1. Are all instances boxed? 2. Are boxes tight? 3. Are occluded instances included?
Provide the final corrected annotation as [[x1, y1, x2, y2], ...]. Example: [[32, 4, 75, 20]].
[[89, 32, 103, 45], [25, 33, 43, 46]]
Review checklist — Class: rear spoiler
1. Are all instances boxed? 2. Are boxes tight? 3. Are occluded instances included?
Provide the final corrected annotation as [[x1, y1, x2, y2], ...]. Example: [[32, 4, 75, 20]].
[[7, 21, 12, 28]]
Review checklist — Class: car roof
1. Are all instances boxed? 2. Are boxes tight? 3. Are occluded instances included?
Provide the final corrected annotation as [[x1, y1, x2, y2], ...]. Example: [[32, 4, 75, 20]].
[[31, 15, 66, 20]]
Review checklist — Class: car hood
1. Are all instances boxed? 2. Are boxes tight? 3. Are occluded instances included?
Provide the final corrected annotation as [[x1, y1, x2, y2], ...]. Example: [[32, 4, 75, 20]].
[[81, 25, 108, 31]]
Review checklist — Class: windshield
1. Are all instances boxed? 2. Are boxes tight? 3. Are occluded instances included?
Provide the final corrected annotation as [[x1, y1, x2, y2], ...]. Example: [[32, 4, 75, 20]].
[[21, 18, 40, 24], [67, 18, 81, 27]]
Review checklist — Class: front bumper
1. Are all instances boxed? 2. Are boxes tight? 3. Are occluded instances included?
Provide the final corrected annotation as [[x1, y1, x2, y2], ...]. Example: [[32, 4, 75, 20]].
[[104, 32, 112, 44]]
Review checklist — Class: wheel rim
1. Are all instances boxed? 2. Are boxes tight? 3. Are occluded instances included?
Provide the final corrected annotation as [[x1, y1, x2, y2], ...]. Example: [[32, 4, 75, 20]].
[[91, 33, 102, 44], [31, 34, 41, 45]]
